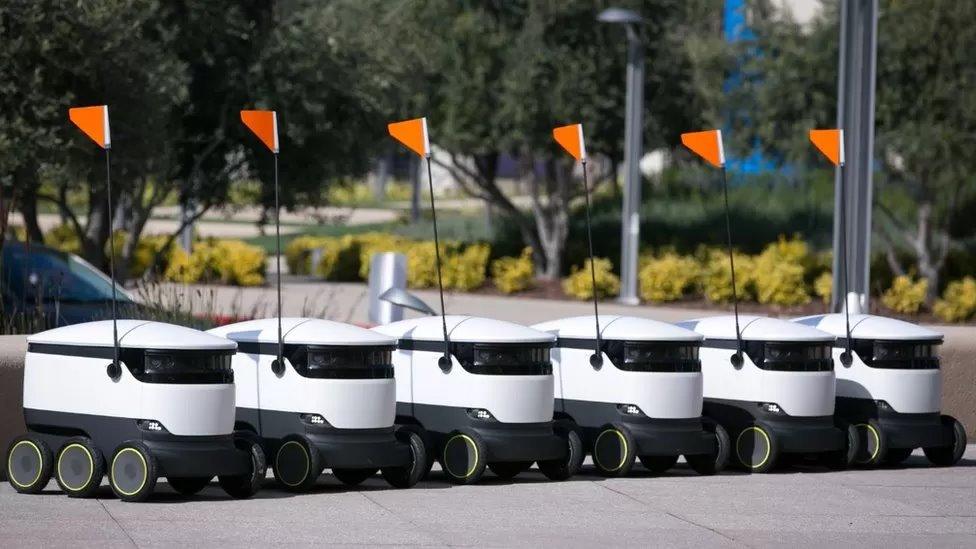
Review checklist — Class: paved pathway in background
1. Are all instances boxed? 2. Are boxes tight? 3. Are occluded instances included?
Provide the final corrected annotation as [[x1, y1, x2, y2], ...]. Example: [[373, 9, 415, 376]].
[[2, 449, 974, 548]]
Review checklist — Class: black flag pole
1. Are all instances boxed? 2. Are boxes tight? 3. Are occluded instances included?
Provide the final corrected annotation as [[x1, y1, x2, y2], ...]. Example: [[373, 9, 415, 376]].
[[273, 152, 284, 373], [105, 147, 120, 371], [720, 166, 743, 366], [580, 159, 603, 368], [837, 160, 853, 365], [425, 154, 451, 370]]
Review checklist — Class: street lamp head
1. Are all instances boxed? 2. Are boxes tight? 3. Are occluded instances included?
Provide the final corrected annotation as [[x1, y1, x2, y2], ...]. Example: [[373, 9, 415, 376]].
[[597, 7, 643, 25]]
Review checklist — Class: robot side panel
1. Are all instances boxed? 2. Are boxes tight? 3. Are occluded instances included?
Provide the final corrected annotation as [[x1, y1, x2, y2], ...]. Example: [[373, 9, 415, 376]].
[[141, 382, 236, 436], [23, 352, 142, 420], [834, 349, 941, 414]]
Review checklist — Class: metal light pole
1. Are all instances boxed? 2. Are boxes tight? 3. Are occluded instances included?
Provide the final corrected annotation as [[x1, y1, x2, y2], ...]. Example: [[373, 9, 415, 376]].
[[599, 7, 644, 305], [833, 0, 878, 313]]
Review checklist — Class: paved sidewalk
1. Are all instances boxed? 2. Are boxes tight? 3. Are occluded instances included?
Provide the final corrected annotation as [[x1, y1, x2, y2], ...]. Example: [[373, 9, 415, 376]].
[[2, 449, 974, 548]]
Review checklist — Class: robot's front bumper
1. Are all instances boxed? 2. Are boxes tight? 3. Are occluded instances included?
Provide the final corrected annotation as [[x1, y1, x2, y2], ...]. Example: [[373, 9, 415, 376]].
[[466, 421, 566, 462], [141, 433, 250, 478], [876, 411, 949, 449], [619, 417, 715, 457], [761, 415, 845, 454], [305, 425, 411, 469]]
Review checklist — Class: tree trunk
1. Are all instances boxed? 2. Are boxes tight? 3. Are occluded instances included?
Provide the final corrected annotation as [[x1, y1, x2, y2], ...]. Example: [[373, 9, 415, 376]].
[[16, 168, 44, 243]]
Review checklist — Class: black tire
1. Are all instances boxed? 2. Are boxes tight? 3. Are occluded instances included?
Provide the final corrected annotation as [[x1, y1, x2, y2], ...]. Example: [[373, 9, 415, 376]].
[[6, 434, 53, 494], [56, 437, 104, 498], [332, 468, 378, 486], [488, 461, 532, 480], [923, 415, 967, 466], [822, 422, 858, 470], [219, 436, 266, 499], [109, 441, 158, 502], [167, 476, 212, 496], [639, 455, 679, 474], [273, 435, 320, 492], [381, 425, 428, 488], [686, 419, 730, 476], [853, 419, 886, 467], [439, 429, 487, 484], [592, 423, 636, 477], [537, 420, 584, 481], [734, 423, 779, 473], [883, 447, 914, 466]]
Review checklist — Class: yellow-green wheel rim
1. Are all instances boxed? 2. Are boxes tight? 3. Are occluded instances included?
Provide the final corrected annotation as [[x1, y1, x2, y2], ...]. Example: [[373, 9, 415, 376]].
[[594, 429, 629, 472], [111, 448, 148, 497], [8, 440, 43, 489], [57, 443, 94, 492], [276, 441, 310, 487], [855, 423, 881, 463], [736, 427, 771, 469], [442, 434, 479, 479]]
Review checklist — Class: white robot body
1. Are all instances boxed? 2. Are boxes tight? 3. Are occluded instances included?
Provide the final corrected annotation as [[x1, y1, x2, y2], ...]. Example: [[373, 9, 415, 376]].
[[793, 314, 942, 414], [208, 318, 412, 471], [532, 315, 718, 465], [791, 313, 963, 462], [16, 320, 252, 487], [373, 316, 569, 466], [678, 315, 846, 461]]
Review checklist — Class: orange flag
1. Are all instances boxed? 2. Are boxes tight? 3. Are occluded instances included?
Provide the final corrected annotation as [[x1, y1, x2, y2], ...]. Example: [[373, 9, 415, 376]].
[[388, 117, 430, 158], [681, 130, 724, 168], [552, 123, 587, 162], [241, 110, 279, 153], [68, 105, 110, 149], [809, 129, 844, 166]]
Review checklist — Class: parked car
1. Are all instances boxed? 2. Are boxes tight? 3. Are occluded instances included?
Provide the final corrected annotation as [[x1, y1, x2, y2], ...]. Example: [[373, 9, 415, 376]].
[[1, 240, 149, 329]]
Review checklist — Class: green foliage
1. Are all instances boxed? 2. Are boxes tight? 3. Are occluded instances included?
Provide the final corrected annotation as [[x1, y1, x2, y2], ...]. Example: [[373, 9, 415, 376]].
[[491, 247, 535, 294], [934, 277, 976, 323], [43, 224, 81, 255], [562, 258, 620, 300], [881, 275, 928, 314], [639, 252, 699, 302]]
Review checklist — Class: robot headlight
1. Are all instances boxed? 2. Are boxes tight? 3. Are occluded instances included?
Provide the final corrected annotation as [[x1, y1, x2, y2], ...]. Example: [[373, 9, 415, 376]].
[[616, 404, 645, 417], [137, 419, 169, 433], [466, 408, 496, 422], [758, 402, 784, 415]]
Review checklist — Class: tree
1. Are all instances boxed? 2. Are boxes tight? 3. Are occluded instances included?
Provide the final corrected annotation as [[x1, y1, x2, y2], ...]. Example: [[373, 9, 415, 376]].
[[330, 0, 717, 279], [732, 0, 976, 302]]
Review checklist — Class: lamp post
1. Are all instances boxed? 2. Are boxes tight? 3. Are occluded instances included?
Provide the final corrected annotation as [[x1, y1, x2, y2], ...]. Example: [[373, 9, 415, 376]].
[[598, 7, 644, 305]]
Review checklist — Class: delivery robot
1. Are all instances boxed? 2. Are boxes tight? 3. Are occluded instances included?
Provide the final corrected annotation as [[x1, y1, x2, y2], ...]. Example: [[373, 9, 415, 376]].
[[208, 317, 424, 490], [677, 315, 856, 472], [6, 320, 263, 501], [372, 315, 583, 484], [532, 315, 727, 476], [794, 313, 966, 466]]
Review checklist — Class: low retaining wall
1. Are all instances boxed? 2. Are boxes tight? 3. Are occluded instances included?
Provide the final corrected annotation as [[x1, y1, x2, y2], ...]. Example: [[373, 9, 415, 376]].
[[0, 327, 972, 480]]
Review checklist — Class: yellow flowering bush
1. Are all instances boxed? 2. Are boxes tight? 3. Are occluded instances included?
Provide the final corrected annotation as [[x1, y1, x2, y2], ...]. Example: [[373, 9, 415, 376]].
[[164, 239, 266, 286], [752, 236, 811, 306], [814, 271, 833, 304], [934, 277, 976, 322], [43, 223, 81, 255], [491, 247, 535, 294], [284, 235, 330, 275], [700, 248, 755, 303], [562, 258, 620, 300], [881, 275, 928, 314], [639, 252, 699, 302], [443, 242, 491, 291]]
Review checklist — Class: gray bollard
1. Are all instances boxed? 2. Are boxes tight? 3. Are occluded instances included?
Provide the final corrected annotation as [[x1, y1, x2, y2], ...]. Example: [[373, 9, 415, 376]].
[[369, 252, 407, 325]]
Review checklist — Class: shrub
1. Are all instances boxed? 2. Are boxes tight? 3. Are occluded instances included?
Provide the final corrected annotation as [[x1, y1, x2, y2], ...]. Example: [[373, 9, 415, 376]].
[[131, 234, 176, 279], [933, 277, 976, 322], [814, 271, 833, 304], [700, 248, 755, 303], [491, 247, 535, 294], [639, 252, 699, 302], [164, 239, 266, 286], [43, 223, 81, 254], [562, 258, 620, 300], [285, 235, 330, 275], [881, 275, 928, 314], [752, 236, 811, 306], [315, 235, 365, 281], [443, 242, 490, 291], [357, 232, 411, 279], [405, 241, 443, 289]]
